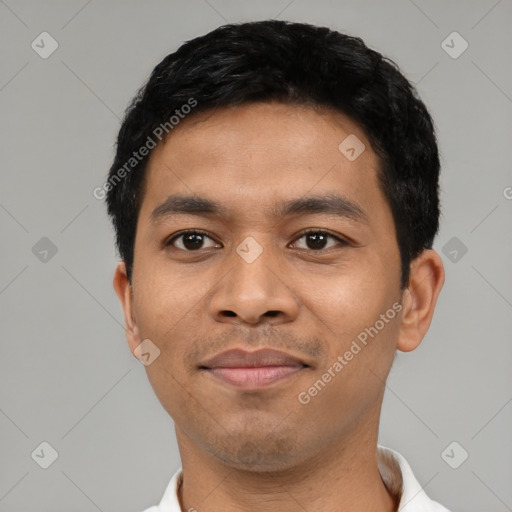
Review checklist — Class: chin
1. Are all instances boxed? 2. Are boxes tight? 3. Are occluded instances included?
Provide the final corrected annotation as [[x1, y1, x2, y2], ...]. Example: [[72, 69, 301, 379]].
[[206, 430, 305, 473]]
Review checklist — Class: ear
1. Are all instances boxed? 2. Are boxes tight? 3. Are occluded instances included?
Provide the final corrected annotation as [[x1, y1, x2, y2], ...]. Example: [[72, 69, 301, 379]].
[[113, 262, 141, 354], [397, 249, 445, 352]]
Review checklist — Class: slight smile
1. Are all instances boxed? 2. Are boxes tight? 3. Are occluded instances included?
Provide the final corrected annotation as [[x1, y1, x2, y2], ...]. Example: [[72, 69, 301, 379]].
[[199, 348, 310, 390]]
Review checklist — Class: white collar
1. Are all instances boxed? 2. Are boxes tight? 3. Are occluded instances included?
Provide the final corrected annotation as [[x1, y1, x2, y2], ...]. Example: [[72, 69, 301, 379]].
[[144, 446, 450, 512]]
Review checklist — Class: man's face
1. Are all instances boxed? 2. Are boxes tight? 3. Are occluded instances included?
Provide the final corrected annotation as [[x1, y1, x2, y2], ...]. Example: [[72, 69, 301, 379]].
[[124, 102, 405, 470]]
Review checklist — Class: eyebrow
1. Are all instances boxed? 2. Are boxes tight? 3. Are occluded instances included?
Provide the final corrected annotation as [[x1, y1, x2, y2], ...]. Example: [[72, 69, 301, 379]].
[[150, 193, 368, 225]]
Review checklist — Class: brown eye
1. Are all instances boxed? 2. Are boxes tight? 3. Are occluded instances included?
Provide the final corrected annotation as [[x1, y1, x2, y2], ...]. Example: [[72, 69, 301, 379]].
[[167, 231, 219, 251], [292, 230, 347, 251]]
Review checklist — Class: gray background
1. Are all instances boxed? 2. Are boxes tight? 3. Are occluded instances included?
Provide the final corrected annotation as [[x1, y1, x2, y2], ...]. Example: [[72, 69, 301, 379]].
[[1, 0, 511, 511]]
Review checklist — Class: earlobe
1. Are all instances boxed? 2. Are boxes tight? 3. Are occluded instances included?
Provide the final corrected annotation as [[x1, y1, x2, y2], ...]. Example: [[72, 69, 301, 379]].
[[113, 262, 141, 354], [396, 249, 445, 353]]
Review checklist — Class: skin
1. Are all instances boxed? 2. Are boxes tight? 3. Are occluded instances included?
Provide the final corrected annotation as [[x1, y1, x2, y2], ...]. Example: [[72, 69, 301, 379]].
[[114, 102, 445, 512]]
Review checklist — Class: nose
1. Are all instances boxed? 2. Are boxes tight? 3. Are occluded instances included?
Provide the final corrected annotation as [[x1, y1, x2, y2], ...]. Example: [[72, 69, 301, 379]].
[[208, 242, 300, 326]]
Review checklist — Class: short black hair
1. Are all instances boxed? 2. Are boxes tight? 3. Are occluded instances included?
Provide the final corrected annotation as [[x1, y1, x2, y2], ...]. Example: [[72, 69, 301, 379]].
[[105, 19, 441, 289]]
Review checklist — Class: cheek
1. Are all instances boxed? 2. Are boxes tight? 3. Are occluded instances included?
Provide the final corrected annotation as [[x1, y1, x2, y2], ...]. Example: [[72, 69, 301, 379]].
[[294, 259, 400, 389], [298, 261, 396, 333], [296, 279, 400, 425], [132, 253, 200, 337]]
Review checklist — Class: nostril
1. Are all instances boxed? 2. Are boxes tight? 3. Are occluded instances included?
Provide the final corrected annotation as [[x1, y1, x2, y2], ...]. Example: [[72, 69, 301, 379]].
[[265, 311, 280, 317]]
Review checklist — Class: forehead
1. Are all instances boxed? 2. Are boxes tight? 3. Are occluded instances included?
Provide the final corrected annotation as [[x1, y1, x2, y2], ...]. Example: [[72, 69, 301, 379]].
[[138, 102, 387, 227]]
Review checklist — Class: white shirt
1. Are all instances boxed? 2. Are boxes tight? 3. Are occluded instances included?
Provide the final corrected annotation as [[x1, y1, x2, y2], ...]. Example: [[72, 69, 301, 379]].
[[142, 446, 450, 512]]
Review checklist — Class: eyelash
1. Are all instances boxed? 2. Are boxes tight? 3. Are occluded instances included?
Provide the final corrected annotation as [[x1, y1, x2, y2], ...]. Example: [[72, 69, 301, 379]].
[[165, 229, 349, 252]]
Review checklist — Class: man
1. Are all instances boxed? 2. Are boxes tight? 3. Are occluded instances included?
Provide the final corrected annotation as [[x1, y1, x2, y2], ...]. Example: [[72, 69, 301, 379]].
[[106, 20, 448, 511]]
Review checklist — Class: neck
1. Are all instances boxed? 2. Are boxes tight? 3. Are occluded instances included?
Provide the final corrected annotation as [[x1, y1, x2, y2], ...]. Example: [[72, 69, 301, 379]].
[[175, 420, 398, 512]]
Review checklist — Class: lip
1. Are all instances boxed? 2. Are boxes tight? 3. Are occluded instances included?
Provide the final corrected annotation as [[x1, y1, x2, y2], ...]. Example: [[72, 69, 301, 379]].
[[199, 348, 309, 390]]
